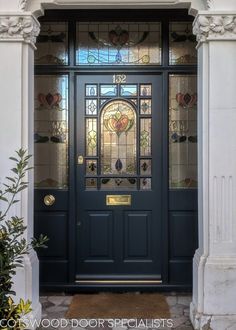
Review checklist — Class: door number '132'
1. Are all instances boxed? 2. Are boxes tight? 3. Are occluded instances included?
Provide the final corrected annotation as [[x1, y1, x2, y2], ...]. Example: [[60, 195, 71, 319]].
[[113, 74, 127, 84]]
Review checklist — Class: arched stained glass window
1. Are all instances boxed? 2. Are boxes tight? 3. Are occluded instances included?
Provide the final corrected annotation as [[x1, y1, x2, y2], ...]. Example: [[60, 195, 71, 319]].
[[101, 100, 137, 176]]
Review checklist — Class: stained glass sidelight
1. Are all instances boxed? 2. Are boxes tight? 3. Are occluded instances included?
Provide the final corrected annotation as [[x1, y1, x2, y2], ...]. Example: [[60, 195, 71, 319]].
[[76, 22, 161, 65], [169, 74, 197, 188], [86, 119, 97, 156], [169, 22, 197, 65], [35, 22, 68, 65], [140, 118, 151, 156], [34, 75, 69, 188], [101, 100, 136, 175]]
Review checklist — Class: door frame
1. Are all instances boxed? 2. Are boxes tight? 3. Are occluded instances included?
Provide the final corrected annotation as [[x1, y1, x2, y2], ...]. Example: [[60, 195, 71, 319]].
[[35, 9, 197, 291]]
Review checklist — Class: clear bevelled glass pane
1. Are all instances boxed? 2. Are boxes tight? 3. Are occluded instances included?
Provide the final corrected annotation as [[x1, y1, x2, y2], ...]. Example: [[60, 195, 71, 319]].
[[86, 99, 97, 115], [140, 85, 152, 96], [120, 85, 137, 96], [86, 178, 97, 189], [86, 118, 97, 156], [101, 178, 137, 190], [140, 118, 151, 156], [140, 178, 151, 190], [169, 74, 197, 189], [76, 22, 161, 65], [86, 84, 97, 96], [140, 99, 152, 114], [34, 75, 69, 188], [140, 159, 152, 175], [100, 85, 117, 97], [86, 160, 97, 176], [101, 100, 137, 175], [35, 22, 68, 65], [169, 22, 197, 65]]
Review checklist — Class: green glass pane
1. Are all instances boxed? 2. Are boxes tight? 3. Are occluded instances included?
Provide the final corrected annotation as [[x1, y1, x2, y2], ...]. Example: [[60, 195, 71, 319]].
[[86, 118, 97, 156]]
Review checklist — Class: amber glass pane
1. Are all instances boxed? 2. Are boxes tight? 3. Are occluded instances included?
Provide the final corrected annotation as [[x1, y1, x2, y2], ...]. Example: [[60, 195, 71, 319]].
[[86, 118, 97, 156], [76, 22, 161, 65], [169, 22, 197, 65], [169, 74, 197, 189], [34, 75, 68, 188], [35, 22, 68, 65], [101, 100, 136, 175]]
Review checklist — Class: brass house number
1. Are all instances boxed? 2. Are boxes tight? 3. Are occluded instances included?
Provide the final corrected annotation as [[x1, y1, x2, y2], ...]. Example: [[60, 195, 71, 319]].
[[113, 74, 127, 84]]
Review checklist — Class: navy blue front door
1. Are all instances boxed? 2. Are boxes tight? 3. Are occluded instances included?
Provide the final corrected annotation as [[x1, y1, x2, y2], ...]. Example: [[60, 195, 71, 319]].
[[76, 73, 163, 283]]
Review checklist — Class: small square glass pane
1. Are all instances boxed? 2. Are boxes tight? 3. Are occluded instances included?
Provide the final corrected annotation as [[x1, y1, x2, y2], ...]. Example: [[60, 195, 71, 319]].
[[86, 160, 97, 176], [86, 178, 97, 190], [100, 85, 117, 97], [140, 178, 151, 190], [140, 99, 152, 114], [86, 99, 97, 115], [140, 85, 152, 96], [86, 85, 97, 96], [120, 85, 138, 96], [140, 159, 152, 175]]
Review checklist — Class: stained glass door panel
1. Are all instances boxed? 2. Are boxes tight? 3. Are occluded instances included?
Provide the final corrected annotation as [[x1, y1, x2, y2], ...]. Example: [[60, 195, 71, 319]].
[[76, 74, 163, 281]]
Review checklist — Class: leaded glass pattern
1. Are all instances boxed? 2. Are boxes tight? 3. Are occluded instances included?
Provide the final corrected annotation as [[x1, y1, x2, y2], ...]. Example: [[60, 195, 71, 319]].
[[101, 100, 136, 175], [34, 75, 69, 188], [169, 22, 197, 65], [35, 22, 68, 65], [76, 22, 161, 65], [84, 82, 153, 191], [169, 74, 197, 188]]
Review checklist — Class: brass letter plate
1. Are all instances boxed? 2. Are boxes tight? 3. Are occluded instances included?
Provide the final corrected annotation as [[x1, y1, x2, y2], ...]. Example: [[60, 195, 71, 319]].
[[106, 195, 131, 206]]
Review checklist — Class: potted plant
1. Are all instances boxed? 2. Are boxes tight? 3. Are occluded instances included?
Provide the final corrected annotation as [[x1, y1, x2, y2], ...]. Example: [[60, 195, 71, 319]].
[[0, 149, 48, 330]]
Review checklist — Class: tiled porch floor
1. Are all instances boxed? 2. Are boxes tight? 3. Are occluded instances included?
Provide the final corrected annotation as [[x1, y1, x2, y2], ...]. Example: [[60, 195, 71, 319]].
[[39, 293, 193, 330]]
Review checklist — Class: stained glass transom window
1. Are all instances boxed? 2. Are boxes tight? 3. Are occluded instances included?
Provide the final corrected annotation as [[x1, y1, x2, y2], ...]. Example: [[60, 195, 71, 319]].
[[76, 22, 161, 65], [169, 22, 197, 65], [35, 22, 68, 65], [169, 74, 197, 188]]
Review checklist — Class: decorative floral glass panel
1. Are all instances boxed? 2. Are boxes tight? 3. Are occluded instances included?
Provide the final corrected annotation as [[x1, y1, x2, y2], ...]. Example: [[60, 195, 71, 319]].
[[169, 74, 197, 188], [35, 22, 68, 65], [101, 100, 137, 175], [34, 75, 69, 188], [169, 22, 197, 65], [76, 22, 161, 65]]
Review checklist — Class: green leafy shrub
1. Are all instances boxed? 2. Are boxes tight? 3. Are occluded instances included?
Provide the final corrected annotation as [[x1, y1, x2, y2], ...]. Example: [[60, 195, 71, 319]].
[[0, 149, 48, 329]]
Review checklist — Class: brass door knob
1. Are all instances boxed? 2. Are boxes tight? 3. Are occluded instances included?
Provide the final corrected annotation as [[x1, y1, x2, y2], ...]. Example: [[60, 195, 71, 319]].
[[44, 194, 56, 206]]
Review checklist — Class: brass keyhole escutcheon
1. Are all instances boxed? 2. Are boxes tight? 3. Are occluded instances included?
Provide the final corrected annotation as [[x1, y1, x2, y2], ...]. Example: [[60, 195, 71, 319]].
[[44, 194, 56, 206]]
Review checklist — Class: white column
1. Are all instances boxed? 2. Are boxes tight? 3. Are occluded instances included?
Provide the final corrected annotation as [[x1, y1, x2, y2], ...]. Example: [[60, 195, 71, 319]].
[[0, 13, 41, 327], [190, 12, 236, 330]]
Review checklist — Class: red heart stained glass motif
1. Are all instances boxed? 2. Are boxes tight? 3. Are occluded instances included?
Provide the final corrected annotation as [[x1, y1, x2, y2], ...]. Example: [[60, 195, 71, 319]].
[[108, 30, 129, 47], [176, 92, 197, 108], [38, 93, 62, 107], [105, 111, 134, 136]]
